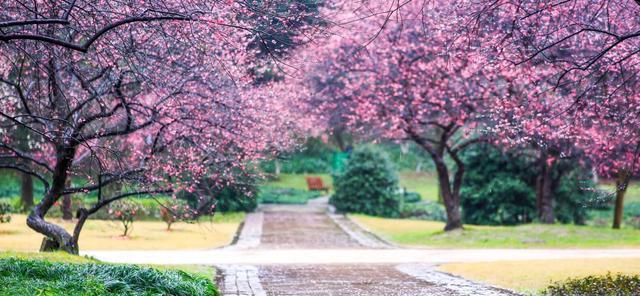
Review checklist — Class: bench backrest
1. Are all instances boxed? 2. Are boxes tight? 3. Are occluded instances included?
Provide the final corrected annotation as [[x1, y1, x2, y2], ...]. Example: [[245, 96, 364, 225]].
[[305, 177, 325, 190]]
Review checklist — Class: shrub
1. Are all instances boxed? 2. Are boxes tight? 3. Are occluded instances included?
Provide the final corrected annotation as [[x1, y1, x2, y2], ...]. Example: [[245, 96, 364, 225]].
[[213, 185, 258, 213], [462, 178, 536, 225], [258, 186, 321, 204], [401, 191, 422, 203], [553, 169, 600, 225], [331, 146, 401, 217], [461, 145, 537, 225], [178, 175, 258, 213], [544, 273, 640, 296], [159, 199, 193, 230], [399, 201, 446, 221], [461, 145, 600, 225], [0, 201, 12, 223], [107, 200, 146, 236], [0, 258, 217, 296]]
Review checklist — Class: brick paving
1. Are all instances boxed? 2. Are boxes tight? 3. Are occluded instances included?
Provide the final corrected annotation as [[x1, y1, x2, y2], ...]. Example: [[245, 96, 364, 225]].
[[258, 264, 453, 296], [216, 197, 518, 296], [259, 211, 362, 249]]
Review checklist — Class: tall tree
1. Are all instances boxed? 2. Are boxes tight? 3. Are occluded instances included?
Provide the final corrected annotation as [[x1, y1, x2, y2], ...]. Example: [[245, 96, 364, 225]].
[[0, 1, 318, 253], [302, 1, 501, 230], [467, 0, 640, 224]]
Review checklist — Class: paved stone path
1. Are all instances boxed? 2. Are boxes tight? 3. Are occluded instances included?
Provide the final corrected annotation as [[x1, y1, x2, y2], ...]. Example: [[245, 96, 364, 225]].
[[83, 197, 640, 295], [214, 198, 516, 296]]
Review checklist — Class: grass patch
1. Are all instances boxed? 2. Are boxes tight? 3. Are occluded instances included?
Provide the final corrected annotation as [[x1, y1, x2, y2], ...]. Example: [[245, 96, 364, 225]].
[[439, 258, 640, 294], [0, 251, 96, 264], [351, 214, 640, 248], [398, 171, 439, 201], [0, 213, 243, 251], [0, 256, 217, 296]]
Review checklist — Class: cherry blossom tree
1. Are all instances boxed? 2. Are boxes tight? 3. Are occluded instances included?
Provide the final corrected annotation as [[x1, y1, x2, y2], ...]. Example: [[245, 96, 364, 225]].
[[302, 1, 502, 231], [465, 0, 640, 226], [0, 1, 318, 253]]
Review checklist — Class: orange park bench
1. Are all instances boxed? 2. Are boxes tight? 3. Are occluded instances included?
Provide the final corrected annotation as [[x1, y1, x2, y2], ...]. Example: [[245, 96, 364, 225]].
[[305, 176, 330, 193]]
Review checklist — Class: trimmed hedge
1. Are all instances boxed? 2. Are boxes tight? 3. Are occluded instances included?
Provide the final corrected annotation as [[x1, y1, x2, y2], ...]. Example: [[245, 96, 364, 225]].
[[544, 273, 640, 296], [0, 258, 218, 296]]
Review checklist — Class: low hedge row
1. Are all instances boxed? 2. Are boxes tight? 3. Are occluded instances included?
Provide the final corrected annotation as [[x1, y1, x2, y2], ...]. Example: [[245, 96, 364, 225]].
[[0, 257, 217, 296], [544, 273, 640, 295]]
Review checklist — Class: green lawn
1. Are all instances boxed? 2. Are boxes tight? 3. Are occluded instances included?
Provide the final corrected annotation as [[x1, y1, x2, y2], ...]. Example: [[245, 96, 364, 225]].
[[398, 171, 439, 201], [351, 214, 640, 248]]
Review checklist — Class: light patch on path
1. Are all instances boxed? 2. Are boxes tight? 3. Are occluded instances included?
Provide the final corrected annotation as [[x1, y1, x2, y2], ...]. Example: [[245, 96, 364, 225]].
[[328, 213, 392, 249], [217, 265, 266, 296], [396, 264, 518, 296], [225, 212, 263, 250]]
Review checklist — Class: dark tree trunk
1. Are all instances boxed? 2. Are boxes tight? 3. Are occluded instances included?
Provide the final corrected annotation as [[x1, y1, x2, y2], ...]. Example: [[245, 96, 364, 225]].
[[537, 161, 555, 224], [20, 173, 34, 212], [61, 179, 73, 220], [433, 156, 463, 231], [408, 127, 465, 232], [61, 197, 73, 221], [27, 145, 79, 254], [613, 170, 629, 229]]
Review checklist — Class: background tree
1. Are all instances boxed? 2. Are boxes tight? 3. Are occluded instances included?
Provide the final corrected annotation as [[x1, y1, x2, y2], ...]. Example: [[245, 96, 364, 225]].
[[466, 0, 640, 227]]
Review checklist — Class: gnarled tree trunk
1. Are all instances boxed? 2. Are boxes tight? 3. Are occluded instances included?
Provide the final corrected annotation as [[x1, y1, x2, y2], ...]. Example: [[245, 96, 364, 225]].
[[27, 146, 79, 254]]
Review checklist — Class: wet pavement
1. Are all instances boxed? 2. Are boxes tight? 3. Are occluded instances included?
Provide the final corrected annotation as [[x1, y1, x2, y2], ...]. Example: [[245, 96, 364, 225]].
[[258, 264, 453, 296], [216, 198, 518, 296], [260, 211, 362, 249]]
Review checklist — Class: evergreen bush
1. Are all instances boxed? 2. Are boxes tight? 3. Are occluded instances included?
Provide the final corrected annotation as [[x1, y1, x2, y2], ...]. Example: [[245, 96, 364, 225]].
[[331, 146, 401, 217]]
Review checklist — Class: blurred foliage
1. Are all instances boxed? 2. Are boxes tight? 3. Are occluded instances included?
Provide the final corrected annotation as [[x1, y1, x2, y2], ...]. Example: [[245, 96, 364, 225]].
[[544, 273, 640, 296], [401, 191, 422, 203], [258, 186, 321, 204], [260, 138, 435, 176], [399, 201, 446, 221], [178, 170, 259, 213], [461, 145, 602, 225], [261, 137, 334, 174], [107, 200, 147, 236], [210, 186, 258, 213], [461, 145, 538, 225], [331, 145, 401, 217], [0, 200, 12, 223], [159, 199, 193, 231]]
